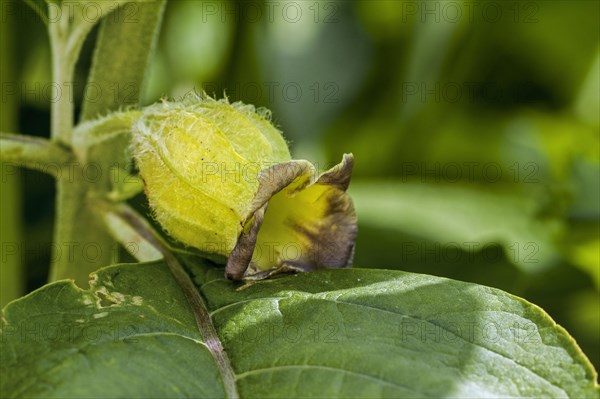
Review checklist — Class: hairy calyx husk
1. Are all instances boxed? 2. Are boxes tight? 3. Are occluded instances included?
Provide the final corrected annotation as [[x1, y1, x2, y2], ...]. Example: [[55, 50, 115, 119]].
[[132, 93, 356, 280]]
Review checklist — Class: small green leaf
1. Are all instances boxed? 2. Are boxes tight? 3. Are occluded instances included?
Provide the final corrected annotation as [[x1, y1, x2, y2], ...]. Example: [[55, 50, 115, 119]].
[[2, 260, 597, 398]]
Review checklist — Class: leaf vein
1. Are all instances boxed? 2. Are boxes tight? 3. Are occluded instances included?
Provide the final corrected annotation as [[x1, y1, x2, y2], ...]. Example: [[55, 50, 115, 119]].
[[235, 364, 424, 394]]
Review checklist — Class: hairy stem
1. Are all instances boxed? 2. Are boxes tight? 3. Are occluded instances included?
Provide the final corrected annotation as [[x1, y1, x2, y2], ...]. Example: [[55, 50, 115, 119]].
[[0, 132, 114, 287], [0, 133, 73, 177], [49, 182, 116, 285], [48, 20, 73, 146], [44, 1, 165, 283], [46, 4, 116, 284]]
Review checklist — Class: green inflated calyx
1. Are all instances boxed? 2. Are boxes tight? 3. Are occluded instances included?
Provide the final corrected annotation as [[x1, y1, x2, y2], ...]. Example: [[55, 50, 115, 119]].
[[132, 93, 356, 280]]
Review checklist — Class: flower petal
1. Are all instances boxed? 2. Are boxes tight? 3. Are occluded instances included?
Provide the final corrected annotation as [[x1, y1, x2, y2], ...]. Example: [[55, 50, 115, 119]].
[[226, 154, 357, 280]]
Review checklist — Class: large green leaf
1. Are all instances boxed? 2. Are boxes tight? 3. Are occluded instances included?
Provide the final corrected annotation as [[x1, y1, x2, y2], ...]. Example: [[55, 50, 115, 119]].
[[1, 261, 224, 398], [1, 260, 598, 398], [349, 181, 563, 273]]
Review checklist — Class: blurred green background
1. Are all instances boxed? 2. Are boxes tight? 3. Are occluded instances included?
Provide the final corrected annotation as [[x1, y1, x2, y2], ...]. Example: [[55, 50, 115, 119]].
[[1, 0, 598, 369]]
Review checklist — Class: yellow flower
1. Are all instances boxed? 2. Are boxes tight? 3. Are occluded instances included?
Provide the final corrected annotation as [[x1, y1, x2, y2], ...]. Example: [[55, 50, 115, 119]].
[[133, 93, 356, 280]]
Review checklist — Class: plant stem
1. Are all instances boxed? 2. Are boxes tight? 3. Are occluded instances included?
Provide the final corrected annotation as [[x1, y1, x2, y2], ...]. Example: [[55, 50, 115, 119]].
[[49, 20, 73, 146], [0, 133, 73, 177], [49, 180, 116, 285], [46, 8, 116, 285], [99, 203, 163, 262]]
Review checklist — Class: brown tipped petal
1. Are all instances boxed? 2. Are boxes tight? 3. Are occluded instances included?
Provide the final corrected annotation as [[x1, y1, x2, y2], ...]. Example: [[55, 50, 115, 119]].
[[225, 155, 357, 280]]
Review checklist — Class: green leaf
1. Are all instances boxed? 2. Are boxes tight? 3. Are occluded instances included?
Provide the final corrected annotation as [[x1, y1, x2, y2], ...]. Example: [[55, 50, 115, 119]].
[[349, 181, 563, 272], [80, 0, 166, 120], [570, 238, 600, 290], [2, 260, 597, 398], [1, 262, 225, 398]]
